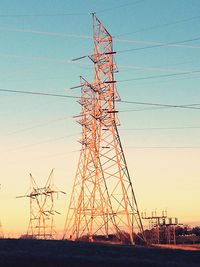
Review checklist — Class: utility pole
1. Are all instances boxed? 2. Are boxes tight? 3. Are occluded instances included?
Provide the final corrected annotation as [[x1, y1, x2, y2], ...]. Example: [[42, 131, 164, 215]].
[[63, 14, 145, 245], [17, 169, 65, 239]]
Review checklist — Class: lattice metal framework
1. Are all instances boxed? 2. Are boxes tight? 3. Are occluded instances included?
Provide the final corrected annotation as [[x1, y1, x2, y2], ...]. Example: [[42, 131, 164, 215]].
[[18, 169, 63, 239], [63, 14, 145, 244], [142, 210, 178, 244]]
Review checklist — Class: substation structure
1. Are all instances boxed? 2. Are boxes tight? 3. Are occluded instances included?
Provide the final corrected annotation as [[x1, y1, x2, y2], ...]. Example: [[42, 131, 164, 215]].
[[142, 210, 179, 244], [17, 169, 65, 240], [63, 14, 145, 245]]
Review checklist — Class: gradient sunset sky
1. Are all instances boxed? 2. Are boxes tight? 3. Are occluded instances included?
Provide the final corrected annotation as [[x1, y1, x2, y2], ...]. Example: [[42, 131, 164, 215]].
[[0, 0, 200, 237]]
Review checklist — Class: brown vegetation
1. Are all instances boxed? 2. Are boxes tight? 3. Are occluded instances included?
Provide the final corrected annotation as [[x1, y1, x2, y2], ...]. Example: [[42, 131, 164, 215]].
[[0, 238, 200, 267]]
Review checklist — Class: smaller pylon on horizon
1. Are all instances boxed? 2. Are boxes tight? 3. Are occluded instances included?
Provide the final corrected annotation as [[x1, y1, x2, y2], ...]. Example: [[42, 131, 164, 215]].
[[17, 169, 65, 240]]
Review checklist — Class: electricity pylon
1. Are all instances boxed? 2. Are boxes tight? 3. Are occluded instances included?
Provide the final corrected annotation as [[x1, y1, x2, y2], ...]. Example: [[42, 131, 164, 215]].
[[17, 169, 65, 239], [63, 14, 145, 245]]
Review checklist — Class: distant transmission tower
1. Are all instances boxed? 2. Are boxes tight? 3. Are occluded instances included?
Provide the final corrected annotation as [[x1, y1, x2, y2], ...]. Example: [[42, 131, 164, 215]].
[[63, 14, 145, 245], [17, 169, 65, 239]]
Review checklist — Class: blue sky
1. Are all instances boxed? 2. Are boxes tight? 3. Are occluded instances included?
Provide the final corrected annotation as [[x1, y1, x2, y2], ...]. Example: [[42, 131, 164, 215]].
[[0, 0, 200, 235]]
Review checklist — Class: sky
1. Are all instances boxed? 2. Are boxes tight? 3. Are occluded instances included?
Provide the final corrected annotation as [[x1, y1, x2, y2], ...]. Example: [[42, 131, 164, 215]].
[[0, 0, 200, 237]]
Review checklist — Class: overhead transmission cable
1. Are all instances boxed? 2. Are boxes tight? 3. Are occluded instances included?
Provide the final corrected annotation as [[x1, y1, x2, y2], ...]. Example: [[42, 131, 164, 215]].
[[1, 88, 200, 111], [0, 52, 198, 75], [7, 116, 71, 136], [118, 64, 198, 73], [1, 62, 200, 84], [120, 100, 200, 110], [120, 126, 200, 131], [1, 26, 200, 50], [126, 146, 200, 149], [0, 0, 145, 17], [117, 36, 200, 53], [0, 88, 79, 99], [5, 133, 79, 153], [115, 14, 200, 37], [0, 27, 92, 40], [96, 0, 146, 13], [0, 12, 87, 17], [119, 72, 200, 87], [118, 69, 200, 83]]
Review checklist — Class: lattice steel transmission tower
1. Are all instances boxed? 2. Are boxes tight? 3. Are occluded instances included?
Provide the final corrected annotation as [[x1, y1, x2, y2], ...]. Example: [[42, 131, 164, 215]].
[[63, 14, 145, 245], [17, 169, 65, 239]]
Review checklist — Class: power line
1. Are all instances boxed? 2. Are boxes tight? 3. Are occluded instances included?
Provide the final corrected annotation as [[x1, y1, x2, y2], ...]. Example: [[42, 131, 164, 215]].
[[120, 71, 200, 87], [118, 64, 196, 73], [1, 54, 200, 90], [117, 36, 200, 53], [97, 0, 146, 14], [0, 53, 90, 66], [0, 52, 197, 76], [119, 100, 200, 110], [42, 149, 80, 159], [115, 15, 200, 38], [1, 26, 200, 50], [126, 146, 200, 149], [1, 149, 80, 164], [156, 59, 200, 68], [121, 126, 200, 131], [118, 69, 200, 83], [115, 37, 200, 50], [6, 116, 71, 136], [8, 108, 197, 137], [2, 53, 200, 87], [0, 1, 145, 17], [1, 88, 200, 111], [0, 12, 87, 17], [120, 107, 170, 112], [5, 133, 79, 153], [1, 64, 200, 85], [119, 105, 200, 112], [0, 88, 79, 99], [2, 70, 199, 84], [0, 27, 92, 40]]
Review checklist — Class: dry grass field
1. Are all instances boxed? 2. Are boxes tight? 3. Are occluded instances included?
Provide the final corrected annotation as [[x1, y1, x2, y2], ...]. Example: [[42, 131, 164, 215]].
[[153, 244, 200, 251], [0, 239, 199, 267]]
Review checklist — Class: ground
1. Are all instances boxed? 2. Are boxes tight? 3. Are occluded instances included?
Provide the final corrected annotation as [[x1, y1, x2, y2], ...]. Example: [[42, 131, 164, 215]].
[[0, 239, 199, 267]]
